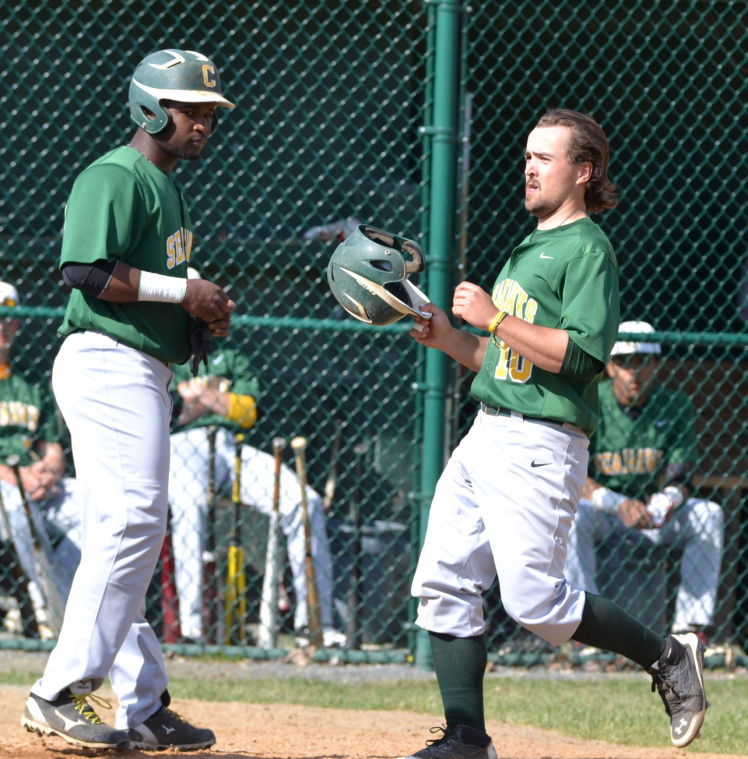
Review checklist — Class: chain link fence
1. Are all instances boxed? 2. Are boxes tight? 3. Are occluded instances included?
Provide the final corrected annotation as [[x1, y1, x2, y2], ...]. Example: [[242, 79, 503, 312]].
[[1, 1, 746, 668]]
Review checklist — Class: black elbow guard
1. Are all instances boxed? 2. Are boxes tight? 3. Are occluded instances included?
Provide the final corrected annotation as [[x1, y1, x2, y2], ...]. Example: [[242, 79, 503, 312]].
[[61, 260, 117, 297]]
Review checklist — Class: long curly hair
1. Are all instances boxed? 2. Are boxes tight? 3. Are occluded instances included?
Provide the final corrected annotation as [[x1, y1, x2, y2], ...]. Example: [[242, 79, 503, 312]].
[[535, 109, 618, 214]]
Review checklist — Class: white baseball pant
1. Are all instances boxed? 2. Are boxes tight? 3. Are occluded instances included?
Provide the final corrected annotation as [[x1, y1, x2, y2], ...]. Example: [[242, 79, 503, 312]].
[[566, 497, 724, 629], [0, 477, 80, 622], [412, 410, 589, 646], [33, 331, 172, 729]]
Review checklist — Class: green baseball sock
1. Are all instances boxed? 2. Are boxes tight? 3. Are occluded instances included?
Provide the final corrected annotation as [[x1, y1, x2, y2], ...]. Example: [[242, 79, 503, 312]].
[[573, 592, 667, 669], [429, 631, 487, 731]]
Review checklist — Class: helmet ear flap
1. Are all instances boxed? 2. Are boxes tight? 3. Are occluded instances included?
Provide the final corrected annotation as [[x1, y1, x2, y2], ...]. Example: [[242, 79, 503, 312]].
[[359, 225, 425, 274], [134, 102, 171, 135]]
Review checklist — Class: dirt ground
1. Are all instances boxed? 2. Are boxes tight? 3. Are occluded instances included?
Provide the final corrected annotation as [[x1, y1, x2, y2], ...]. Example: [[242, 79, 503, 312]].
[[0, 681, 745, 759]]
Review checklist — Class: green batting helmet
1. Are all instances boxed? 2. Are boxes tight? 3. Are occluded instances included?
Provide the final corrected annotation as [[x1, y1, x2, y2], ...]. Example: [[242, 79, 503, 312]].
[[129, 49, 235, 134], [327, 225, 430, 326]]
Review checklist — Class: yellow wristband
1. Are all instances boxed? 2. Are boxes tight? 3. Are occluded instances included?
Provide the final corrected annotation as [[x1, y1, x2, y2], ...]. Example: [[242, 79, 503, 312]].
[[487, 310, 507, 333], [226, 394, 258, 429]]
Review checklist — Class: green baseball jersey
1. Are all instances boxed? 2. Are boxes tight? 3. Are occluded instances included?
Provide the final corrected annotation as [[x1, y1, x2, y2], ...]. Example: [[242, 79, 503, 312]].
[[470, 218, 620, 435], [171, 347, 261, 433], [590, 380, 697, 500], [59, 146, 194, 364], [0, 372, 60, 466]]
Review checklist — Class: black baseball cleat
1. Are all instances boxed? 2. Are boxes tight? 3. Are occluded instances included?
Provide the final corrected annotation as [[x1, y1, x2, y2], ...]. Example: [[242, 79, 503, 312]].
[[127, 705, 215, 751], [21, 689, 130, 750], [649, 632, 708, 747], [396, 724, 498, 759]]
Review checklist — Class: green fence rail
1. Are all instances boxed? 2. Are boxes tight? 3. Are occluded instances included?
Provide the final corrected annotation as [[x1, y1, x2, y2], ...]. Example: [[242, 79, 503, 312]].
[[1, 1, 746, 669]]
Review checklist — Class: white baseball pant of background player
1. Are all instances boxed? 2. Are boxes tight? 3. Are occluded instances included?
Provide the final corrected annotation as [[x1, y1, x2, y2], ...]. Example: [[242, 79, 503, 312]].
[[32, 331, 172, 729], [169, 426, 335, 639], [566, 497, 724, 628], [0, 478, 81, 621], [412, 411, 589, 645]]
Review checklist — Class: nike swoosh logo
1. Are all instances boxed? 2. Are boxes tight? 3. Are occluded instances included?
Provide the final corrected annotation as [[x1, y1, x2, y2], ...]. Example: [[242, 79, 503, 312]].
[[539, 253, 554, 259], [531, 460, 551, 468]]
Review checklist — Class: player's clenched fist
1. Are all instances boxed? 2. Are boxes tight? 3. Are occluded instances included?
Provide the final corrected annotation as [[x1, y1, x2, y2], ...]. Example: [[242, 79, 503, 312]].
[[409, 302, 453, 349], [183, 278, 236, 324], [452, 281, 498, 330]]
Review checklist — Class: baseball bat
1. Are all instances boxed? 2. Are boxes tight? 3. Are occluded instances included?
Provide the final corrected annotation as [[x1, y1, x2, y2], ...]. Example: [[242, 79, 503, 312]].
[[201, 426, 220, 643], [224, 432, 247, 645], [6, 455, 65, 635], [0, 482, 40, 638], [159, 507, 182, 643], [346, 441, 368, 649], [290, 436, 323, 649], [258, 436, 286, 649], [322, 420, 343, 512]]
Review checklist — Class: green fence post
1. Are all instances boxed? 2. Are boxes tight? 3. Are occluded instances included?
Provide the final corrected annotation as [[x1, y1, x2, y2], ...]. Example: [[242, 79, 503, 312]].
[[415, 0, 465, 672]]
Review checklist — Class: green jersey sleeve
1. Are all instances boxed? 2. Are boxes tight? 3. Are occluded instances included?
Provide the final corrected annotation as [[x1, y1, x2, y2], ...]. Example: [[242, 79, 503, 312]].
[[60, 162, 147, 266], [560, 252, 620, 364]]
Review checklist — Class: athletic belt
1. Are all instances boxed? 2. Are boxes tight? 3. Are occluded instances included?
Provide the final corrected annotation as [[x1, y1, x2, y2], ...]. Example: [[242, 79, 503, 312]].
[[479, 402, 563, 428]]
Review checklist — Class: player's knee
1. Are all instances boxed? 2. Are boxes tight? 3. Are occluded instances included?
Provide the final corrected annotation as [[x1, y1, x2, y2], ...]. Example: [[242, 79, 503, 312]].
[[687, 498, 724, 533], [499, 567, 578, 632]]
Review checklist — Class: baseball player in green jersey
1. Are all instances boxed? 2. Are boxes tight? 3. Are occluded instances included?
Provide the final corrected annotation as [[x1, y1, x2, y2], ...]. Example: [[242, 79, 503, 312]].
[[0, 281, 80, 634], [22, 50, 235, 751], [566, 321, 723, 638], [397, 110, 707, 759]]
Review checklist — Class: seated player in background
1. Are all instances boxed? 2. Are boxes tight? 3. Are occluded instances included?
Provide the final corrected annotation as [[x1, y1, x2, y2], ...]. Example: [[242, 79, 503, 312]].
[[566, 320, 724, 644], [0, 280, 81, 635], [169, 280, 344, 647]]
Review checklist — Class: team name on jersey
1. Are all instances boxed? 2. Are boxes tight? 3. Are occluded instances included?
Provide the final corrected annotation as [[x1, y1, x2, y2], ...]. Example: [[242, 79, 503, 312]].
[[594, 447, 663, 476], [492, 278, 538, 323], [490, 278, 538, 383], [166, 227, 193, 269], [0, 400, 40, 432]]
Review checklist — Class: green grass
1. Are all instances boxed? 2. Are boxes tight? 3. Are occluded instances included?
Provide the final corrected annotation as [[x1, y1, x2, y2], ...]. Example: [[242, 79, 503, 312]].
[[180, 673, 748, 755], [3, 667, 746, 754]]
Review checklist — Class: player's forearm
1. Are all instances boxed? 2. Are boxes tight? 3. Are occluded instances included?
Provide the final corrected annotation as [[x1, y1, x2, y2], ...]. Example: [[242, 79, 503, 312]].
[[104, 262, 177, 303], [582, 477, 604, 501], [37, 441, 66, 479], [75, 261, 188, 304], [493, 317, 569, 373], [0, 465, 16, 486], [442, 330, 488, 373]]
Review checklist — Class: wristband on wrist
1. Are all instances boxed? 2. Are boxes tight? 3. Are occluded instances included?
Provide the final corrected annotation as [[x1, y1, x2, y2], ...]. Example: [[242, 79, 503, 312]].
[[226, 393, 258, 429], [487, 310, 507, 334], [661, 485, 685, 509], [137, 271, 188, 303], [591, 486, 627, 514]]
